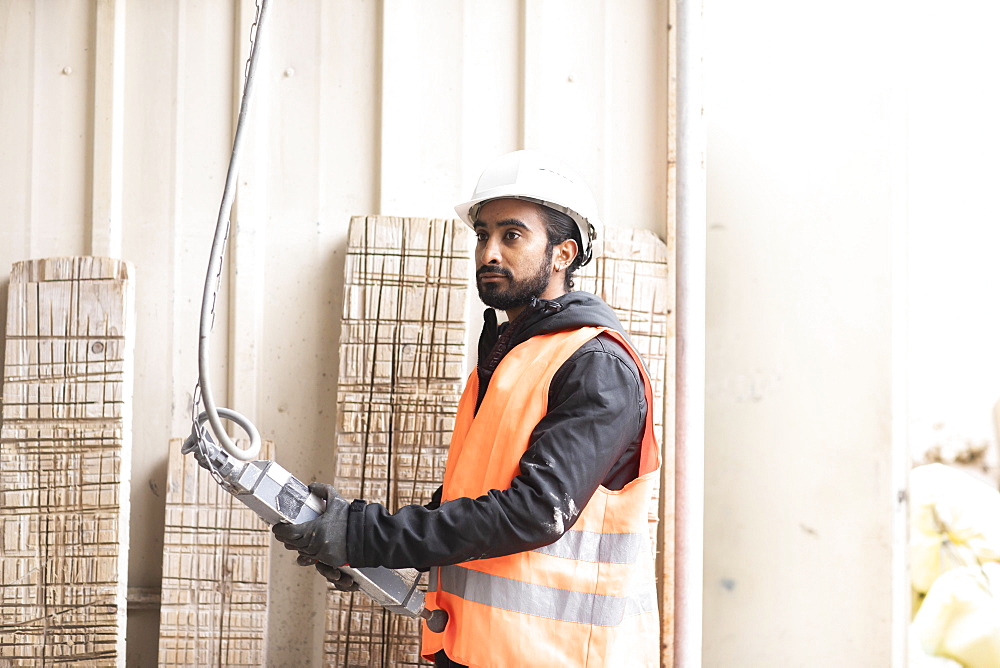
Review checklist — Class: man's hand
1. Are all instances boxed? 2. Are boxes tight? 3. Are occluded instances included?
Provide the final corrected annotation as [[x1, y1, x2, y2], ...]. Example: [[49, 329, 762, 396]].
[[293, 554, 359, 591], [316, 562, 361, 592], [272, 482, 350, 568]]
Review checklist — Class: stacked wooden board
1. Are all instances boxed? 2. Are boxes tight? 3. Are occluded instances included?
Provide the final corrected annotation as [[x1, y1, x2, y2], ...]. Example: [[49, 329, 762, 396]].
[[325, 217, 472, 667], [575, 225, 674, 658], [576, 226, 671, 439], [157, 439, 274, 666], [323, 219, 672, 667], [0, 257, 135, 666], [576, 225, 672, 535]]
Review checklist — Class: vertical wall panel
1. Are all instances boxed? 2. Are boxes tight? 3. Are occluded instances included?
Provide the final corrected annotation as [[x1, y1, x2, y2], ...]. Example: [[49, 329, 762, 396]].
[[604, 0, 671, 234], [120, 2, 241, 664], [227, 0, 269, 447], [380, 0, 466, 218], [90, 0, 126, 258], [458, 1, 523, 191], [256, 3, 345, 662], [174, 0, 238, 422], [704, 0, 896, 663], [523, 0, 608, 199], [28, 2, 92, 258], [317, 1, 382, 222], [0, 6, 34, 264], [118, 4, 185, 662]]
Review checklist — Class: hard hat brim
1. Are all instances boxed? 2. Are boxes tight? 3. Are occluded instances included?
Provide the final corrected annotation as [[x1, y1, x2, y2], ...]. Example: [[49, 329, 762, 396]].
[[454, 195, 602, 265]]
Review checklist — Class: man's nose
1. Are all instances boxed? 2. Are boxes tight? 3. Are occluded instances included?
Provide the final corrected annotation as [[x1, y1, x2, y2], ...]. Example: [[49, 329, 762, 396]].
[[479, 236, 502, 264]]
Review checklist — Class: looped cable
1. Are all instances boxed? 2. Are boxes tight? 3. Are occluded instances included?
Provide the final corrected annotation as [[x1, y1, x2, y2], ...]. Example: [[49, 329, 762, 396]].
[[196, 0, 272, 461], [192, 408, 263, 461]]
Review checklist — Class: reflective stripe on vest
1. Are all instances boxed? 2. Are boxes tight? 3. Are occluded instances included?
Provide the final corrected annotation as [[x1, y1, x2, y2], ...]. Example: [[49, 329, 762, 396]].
[[532, 528, 644, 564], [429, 564, 658, 627]]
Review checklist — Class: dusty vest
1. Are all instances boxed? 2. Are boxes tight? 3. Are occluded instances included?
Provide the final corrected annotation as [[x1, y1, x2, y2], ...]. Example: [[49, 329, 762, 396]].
[[421, 326, 661, 667]]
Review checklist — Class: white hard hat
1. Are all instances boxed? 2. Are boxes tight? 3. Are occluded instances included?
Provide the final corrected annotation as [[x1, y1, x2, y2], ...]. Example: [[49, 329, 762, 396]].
[[455, 149, 603, 265]]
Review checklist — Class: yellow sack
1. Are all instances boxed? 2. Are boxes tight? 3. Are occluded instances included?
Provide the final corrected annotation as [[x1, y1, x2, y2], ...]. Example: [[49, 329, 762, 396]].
[[910, 464, 1000, 594], [911, 562, 1000, 667]]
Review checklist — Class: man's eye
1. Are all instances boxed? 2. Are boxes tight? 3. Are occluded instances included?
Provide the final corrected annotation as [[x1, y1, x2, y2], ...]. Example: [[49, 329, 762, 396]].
[[504, 230, 520, 241], [476, 232, 488, 242]]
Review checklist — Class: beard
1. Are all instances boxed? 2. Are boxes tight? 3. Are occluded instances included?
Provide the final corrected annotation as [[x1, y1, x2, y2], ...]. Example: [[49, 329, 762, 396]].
[[476, 245, 554, 311]]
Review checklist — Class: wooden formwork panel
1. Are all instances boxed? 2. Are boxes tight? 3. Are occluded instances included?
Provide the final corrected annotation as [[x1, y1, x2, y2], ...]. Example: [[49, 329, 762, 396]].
[[0, 257, 135, 667], [325, 217, 472, 667], [576, 225, 672, 520], [157, 439, 273, 667], [577, 227, 671, 436], [575, 226, 674, 660], [325, 219, 671, 666]]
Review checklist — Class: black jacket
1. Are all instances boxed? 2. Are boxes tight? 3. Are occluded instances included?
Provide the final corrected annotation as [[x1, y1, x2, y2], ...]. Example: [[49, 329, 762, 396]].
[[345, 291, 647, 570]]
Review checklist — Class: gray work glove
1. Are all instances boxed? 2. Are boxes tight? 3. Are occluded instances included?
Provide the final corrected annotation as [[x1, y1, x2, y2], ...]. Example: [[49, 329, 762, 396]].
[[292, 554, 358, 591], [315, 562, 361, 592], [272, 482, 350, 568]]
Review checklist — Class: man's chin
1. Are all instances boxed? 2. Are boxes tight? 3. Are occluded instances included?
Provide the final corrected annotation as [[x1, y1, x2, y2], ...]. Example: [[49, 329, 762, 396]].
[[477, 288, 534, 311], [478, 286, 506, 307]]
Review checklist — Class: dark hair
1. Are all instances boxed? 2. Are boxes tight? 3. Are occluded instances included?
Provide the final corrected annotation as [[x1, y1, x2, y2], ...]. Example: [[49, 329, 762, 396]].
[[540, 207, 585, 290]]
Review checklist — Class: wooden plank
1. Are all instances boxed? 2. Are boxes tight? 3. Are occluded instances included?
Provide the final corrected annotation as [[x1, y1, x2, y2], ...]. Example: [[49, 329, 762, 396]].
[[157, 438, 273, 667], [575, 225, 674, 665], [0, 256, 135, 666], [325, 216, 472, 667]]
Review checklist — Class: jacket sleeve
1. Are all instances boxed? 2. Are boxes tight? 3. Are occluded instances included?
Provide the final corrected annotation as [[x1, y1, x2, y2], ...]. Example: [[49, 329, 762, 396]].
[[346, 335, 647, 570]]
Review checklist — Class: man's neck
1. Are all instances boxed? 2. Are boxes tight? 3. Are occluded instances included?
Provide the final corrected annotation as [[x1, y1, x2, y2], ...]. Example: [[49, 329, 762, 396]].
[[505, 287, 567, 321], [503, 305, 525, 322]]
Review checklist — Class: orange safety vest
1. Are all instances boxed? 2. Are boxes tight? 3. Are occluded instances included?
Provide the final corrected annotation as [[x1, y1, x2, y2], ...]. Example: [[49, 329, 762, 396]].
[[421, 326, 661, 667]]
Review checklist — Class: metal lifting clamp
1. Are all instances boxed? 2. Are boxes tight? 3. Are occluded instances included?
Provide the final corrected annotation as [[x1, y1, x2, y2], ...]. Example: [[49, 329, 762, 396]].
[[181, 417, 445, 630]]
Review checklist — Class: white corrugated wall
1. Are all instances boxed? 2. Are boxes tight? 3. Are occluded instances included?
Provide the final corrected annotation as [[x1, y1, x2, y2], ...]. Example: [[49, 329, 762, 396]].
[[0, 1, 672, 665], [704, 0, 903, 663]]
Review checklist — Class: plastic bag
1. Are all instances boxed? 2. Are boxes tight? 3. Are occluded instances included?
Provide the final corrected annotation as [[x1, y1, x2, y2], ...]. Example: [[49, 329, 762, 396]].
[[911, 562, 1000, 667], [909, 464, 1000, 594]]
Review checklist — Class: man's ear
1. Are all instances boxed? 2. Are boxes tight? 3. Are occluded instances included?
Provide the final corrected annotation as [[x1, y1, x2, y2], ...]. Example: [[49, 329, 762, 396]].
[[553, 239, 579, 272]]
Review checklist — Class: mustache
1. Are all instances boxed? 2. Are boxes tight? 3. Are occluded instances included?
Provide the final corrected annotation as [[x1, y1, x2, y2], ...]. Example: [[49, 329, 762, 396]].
[[476, 266, 513, 279]]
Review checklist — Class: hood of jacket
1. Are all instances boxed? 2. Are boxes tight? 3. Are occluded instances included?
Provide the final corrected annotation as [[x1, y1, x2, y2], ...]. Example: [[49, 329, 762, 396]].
[[477, 291, 632, 374]]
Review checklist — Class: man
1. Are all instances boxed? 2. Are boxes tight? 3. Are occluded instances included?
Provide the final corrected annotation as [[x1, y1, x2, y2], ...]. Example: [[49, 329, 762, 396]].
[[274, 150, 661, 667]]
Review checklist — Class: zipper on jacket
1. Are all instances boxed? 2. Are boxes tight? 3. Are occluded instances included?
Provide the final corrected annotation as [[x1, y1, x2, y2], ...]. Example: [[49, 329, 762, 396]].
[[476, 297, 564, 411], [483, 298, 562, 372]]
